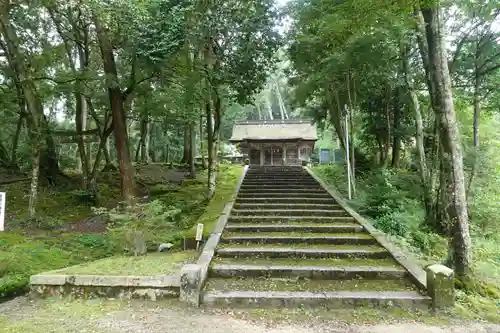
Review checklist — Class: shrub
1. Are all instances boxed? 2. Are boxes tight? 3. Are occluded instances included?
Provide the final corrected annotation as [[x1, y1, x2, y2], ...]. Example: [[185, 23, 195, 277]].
[[94, 200, 180, 256]]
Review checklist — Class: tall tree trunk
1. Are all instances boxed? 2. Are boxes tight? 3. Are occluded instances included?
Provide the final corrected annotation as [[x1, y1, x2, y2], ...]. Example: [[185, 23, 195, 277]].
[[135, 139, 142, 162], [28, 141, 41, 219], [75, 91, 89, 188], [199, 114, 207, 168], [189, 122, 197, 178], [421, 4, 472, 281], [10, 113, 23, 169], [149, 123, 156, 163], [206, 100, 215, 199], [0, 3, 45, 214], [181, 125, 190, 164], [391, 88, 402, 168], [104, 136, 111, 165], [140, 110, 151, 163], [207, 92, 221, 200], [90, 121, 114, 180], [94, 14, 135, 205], [467, 69, 480, 194], [402, 41, 433, 220]]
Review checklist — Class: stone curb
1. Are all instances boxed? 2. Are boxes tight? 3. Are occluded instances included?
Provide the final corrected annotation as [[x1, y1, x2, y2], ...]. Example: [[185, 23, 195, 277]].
[[181, 165, 249, 306], [305, 166, 427, 290], [30, 274, 180, 288], [203, 290, 431, 309]]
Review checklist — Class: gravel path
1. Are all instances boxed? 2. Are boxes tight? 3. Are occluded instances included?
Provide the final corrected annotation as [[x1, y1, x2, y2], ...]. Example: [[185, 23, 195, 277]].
[[1, 297, 499, 333]]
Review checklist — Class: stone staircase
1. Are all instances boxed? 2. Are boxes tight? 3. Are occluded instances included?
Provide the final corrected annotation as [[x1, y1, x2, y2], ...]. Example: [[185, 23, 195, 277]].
[[202, 166, 431, 308]]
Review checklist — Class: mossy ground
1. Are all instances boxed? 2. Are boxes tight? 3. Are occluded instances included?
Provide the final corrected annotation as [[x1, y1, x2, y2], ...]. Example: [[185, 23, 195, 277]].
[[204, 276, 418, 292], [47, 251, 196, 276], [1, 164, 242, 299], [185, 165, 243, 237]]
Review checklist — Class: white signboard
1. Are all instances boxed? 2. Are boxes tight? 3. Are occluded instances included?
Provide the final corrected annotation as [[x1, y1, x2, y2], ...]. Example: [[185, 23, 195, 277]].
[[0, 192, 5, 232], [195, 223, 204, 241]]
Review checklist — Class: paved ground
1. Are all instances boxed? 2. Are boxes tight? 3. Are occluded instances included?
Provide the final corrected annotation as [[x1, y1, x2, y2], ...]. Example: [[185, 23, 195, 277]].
[[0, 297, 499, 333]]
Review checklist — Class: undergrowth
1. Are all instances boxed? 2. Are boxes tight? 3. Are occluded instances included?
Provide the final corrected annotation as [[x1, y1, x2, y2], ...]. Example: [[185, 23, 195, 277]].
[[0, 164, 242, 300], [313, 163, 500, 323]]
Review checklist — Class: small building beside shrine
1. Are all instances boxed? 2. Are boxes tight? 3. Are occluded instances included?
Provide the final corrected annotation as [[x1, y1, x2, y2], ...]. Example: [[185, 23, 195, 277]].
[[229, 119, 318, 166]]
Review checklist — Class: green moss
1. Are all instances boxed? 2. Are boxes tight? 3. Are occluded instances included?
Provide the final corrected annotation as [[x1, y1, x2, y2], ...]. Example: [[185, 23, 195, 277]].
[[212, 257, 401, 268], [185, 165, 243, 237], [49, 251, 196, 276], [0, 233, 116, 299], [204, 276, 418, 292]]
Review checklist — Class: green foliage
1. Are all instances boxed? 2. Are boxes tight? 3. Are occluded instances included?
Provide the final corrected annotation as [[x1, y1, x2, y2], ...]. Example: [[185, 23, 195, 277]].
[[94, 200, 180, 256]]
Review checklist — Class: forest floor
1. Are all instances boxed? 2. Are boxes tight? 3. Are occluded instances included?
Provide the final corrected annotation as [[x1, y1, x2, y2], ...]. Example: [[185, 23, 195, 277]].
[[0, 163, 242, 300], [1, 297, 499, 333]]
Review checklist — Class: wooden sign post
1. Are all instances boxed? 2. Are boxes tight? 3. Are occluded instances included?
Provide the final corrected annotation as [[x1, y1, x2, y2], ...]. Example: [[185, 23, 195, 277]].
[[195, 223, 204, 251]]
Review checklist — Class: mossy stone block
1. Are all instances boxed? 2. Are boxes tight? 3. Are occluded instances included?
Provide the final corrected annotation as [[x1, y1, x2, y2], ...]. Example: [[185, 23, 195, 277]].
[[426, 264, 454, 310], [180, 264, 202, 307]]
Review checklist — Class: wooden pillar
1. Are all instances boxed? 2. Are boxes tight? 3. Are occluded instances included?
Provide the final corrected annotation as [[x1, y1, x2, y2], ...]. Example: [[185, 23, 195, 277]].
[[283, 144, 287, 165], [271, 145, 273, 166], [259, 144, 264, 165]]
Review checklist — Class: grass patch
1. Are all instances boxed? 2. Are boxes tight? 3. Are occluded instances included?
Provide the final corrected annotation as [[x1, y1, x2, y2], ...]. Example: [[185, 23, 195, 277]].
[[186, 165, 243, 237], [49, 251, 196, 276]]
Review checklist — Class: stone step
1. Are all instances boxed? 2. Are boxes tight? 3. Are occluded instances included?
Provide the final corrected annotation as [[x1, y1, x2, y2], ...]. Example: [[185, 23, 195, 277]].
[[221, 235, 376, 246], [205, 276, 417, 292], [202, 290, 431, 309], [210, 264, 408, 280], [216, 247, 391, 259], [233, 203, 342, 210], [235, 197, 337, 204], [213, 257, 401, 268], [241, 181, 319, 186], [224, 224, 363, 233], [238, 188, 326, 193], [231, 209, 349, 217], [243, 179, 313, 183], [228, 216, 354, 223], [245, 173, 308, 177], [243, 176, 314, 180], [240, 185, 322, 190], [237, 192, 332, 198]]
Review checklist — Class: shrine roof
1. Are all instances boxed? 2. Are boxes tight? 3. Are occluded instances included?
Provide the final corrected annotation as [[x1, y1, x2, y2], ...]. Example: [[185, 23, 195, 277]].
[[229, 120, 318, 142]]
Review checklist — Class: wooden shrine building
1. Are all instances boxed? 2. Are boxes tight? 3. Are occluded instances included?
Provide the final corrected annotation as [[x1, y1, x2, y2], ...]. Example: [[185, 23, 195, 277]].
[[229, 119, 318, 166]]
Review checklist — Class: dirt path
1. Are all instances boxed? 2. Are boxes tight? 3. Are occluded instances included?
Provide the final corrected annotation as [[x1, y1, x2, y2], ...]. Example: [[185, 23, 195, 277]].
[[0, 297, 498, 333]]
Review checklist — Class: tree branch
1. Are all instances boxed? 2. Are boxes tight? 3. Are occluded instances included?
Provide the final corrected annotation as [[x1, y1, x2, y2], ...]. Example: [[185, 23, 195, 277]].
[[52, 128, 100, 136], [121, 74, 156, 101]]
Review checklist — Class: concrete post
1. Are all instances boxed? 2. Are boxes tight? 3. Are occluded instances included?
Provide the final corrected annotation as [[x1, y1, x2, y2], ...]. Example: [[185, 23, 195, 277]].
[[180, 264, 202, 307], [426, 264, 455, 311]]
